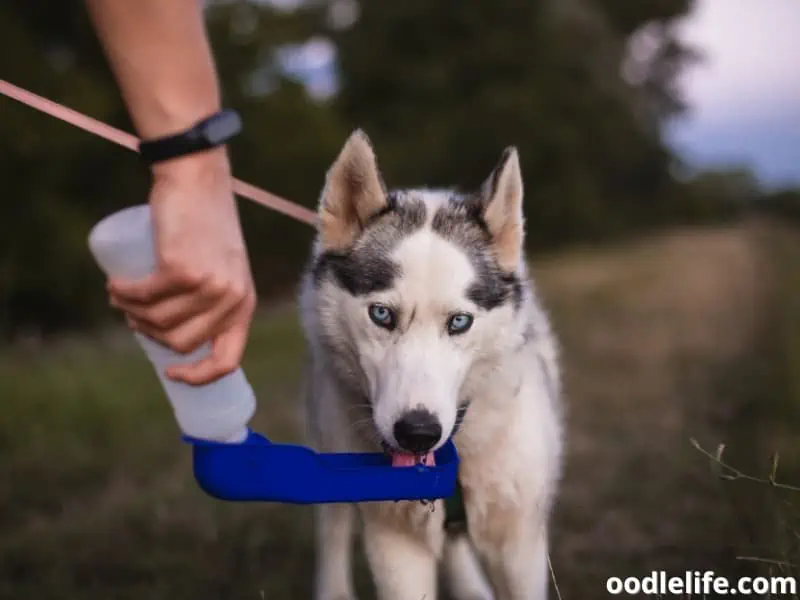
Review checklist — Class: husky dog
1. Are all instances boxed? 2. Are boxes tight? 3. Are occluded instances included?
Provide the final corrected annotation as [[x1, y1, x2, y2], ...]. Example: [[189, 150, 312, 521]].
[[299, 130, 564, 600]]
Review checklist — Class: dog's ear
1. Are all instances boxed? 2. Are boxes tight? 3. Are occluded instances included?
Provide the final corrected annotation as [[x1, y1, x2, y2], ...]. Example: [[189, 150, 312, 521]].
[[476, 147, 525, 272], [318, 129, 388, 251]]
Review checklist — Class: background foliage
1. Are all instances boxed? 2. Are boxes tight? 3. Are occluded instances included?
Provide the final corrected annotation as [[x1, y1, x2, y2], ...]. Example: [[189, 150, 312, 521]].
[[0, 0, 795, 337]]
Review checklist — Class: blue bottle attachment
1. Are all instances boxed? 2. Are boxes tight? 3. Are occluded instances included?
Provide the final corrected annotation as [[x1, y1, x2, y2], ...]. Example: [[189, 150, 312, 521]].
[[187, 430, 459, 504], [88, 205, 459, 504]]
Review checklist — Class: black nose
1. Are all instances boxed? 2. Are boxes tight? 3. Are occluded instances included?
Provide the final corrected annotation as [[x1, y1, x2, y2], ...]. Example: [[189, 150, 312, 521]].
[[393, 409, 442, 453]]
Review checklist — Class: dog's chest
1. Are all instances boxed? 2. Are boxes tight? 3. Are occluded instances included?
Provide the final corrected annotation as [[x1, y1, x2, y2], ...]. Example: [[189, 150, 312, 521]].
[[457, 462, 529, 547], [363, 499, 448, 553], [362, 454, 523, 547]]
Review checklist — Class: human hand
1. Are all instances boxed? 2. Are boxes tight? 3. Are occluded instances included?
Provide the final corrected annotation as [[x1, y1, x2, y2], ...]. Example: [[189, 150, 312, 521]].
[[108, 148, 257, 385]]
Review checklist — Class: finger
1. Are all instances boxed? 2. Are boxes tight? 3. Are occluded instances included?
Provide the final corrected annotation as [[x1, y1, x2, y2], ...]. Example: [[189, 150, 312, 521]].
[[166, 318, 251, 385], [108, 269, 205, 305], [129, 289, 244, 355], [112, 290, 216, 332]]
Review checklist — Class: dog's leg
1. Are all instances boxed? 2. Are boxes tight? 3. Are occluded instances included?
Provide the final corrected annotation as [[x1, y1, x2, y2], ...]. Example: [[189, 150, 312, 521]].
[[362, 520, 438, 600], [478, 524, 549, 600], [442, 533, 494, 600], [314, 503, 357, 600]]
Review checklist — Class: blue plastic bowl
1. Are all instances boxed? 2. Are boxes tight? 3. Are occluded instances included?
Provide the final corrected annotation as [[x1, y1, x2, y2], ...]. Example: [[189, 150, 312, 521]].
[[183, 430, 460, 504]]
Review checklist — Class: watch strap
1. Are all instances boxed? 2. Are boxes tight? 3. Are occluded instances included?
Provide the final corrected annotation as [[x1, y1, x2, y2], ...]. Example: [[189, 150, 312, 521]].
[[137, 109, 242, 166]]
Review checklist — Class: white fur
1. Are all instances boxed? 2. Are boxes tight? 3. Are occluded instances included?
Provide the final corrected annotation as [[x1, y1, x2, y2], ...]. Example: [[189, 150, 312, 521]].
[[299, 132, 564, 600], [367, 229, 483, 448]]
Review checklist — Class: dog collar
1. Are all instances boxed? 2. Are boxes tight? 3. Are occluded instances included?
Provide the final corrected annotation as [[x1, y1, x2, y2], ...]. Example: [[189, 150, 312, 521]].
[[443, 403, 470, 533], [444, 477, 468, 534]]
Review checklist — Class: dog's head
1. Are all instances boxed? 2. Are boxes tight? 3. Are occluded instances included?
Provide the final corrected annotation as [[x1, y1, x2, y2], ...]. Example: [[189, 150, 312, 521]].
[[307, 130, 527, 464]]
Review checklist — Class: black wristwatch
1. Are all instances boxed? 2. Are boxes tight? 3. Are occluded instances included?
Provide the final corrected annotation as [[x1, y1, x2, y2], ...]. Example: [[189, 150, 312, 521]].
[[137, 109, 242, 166]]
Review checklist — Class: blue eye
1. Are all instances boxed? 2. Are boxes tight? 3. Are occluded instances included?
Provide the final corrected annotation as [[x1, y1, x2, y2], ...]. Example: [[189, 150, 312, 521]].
[[447, 313, 474, 335], [368, 304, 396, 330]]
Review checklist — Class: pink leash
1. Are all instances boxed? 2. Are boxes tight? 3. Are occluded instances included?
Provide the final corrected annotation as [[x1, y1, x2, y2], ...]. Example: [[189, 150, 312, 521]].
[[0, 78, 318, 227]]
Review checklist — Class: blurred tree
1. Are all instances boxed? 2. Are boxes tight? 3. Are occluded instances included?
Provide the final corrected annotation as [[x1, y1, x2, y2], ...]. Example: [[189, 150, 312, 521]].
[[0, 0, 344, 337], [327, 0, 696, 249], [758, 188, 800, 223], [678, 166, 762, 222], [0, 0, 745, 338], [0, 1, 140, 336], [594, 0, 694, 36]]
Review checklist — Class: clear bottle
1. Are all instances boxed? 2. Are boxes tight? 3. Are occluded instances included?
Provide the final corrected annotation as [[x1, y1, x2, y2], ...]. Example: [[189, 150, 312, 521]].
[[88, 204, 255, 443]]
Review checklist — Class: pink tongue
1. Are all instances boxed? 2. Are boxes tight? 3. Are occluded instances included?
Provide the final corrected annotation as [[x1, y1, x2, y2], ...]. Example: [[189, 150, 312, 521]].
[[391, 452, 435, 467]]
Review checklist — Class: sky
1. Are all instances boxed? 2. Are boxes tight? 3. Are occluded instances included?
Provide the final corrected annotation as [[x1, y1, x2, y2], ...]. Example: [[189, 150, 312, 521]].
[[668, 0, 800, 186], [274, 0, 800, 187]]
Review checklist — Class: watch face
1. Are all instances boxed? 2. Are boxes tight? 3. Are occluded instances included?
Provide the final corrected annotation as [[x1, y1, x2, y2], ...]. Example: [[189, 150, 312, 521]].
[[204, 111, 242, 144]]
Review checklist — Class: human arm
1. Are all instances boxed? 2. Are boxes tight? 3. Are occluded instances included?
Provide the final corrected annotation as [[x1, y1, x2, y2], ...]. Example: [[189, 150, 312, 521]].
[[85, 0, 257, 385]]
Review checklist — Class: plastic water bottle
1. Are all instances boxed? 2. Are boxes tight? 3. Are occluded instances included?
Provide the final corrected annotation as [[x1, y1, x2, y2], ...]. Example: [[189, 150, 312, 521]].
[[87, 204, 256, 443]]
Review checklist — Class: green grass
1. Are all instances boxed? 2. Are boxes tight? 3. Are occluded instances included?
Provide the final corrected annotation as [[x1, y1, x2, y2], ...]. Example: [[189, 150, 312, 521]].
[[2, 222, 800, 599], [702, 220, 800, 592], [0, 306, 328, 600]]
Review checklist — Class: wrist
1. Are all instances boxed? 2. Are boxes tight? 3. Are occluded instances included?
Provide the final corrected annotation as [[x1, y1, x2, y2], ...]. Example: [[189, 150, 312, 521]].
[[139, 108, 241, 171], [150, 146, 233, 198]]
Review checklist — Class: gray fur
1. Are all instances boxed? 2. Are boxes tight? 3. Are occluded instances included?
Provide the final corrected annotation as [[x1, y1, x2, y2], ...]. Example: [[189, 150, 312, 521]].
[[311, 193, 427, 295], [431, 194, 524, 311]]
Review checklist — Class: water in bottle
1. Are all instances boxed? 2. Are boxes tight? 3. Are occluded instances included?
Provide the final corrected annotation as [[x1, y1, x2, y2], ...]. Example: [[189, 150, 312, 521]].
[[87, 204, 256, 443]]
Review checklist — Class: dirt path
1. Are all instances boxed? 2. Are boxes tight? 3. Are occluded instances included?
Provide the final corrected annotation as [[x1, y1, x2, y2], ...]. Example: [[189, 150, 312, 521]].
[[537, 225, 770, 597]]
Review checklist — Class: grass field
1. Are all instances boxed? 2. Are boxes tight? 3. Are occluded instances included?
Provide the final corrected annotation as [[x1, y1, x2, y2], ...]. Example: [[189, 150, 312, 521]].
[[2, 220, 799, 600]]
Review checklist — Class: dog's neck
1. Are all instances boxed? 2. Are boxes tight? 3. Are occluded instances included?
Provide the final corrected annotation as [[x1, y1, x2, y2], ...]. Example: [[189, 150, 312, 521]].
[[453, 339, 543, 460]]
